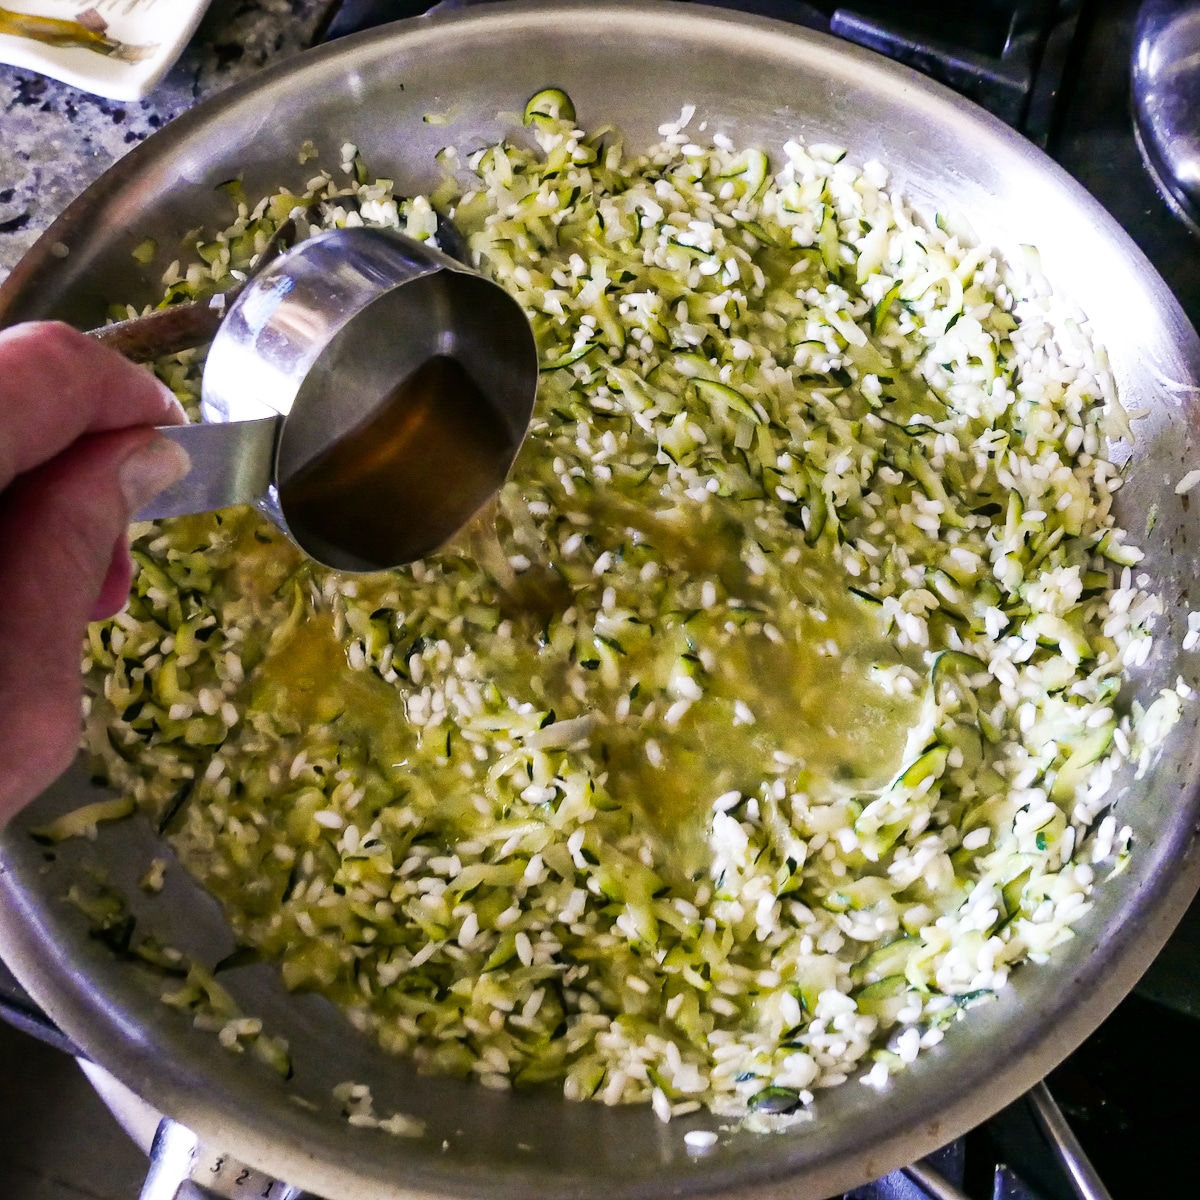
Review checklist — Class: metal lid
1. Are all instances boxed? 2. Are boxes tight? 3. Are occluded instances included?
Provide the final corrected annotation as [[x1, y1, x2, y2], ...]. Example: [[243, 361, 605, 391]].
[[1133, 0, 1200, 230]]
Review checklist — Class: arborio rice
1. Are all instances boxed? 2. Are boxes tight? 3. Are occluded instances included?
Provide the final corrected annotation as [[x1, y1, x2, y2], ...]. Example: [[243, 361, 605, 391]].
[[80, 90, 1188, 1126]]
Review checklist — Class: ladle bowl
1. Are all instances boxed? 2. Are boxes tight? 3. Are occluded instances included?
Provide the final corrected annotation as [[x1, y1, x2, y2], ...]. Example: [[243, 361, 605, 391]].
[[140, 226, 539, 572]]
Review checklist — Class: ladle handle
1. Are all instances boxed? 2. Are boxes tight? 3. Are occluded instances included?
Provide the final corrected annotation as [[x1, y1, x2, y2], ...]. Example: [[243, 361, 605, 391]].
[[137, 416, 282, 521]]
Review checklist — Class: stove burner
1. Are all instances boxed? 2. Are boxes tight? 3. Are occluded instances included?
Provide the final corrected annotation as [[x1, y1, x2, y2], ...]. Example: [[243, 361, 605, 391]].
[[1132, 0, 1200, 230]]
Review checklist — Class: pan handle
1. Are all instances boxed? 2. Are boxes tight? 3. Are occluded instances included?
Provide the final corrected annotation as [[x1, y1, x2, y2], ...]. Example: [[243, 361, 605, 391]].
[[0, 955, 81, 1056], [140, 1116, 308, 1200], [139, 1119, 212, 1200]]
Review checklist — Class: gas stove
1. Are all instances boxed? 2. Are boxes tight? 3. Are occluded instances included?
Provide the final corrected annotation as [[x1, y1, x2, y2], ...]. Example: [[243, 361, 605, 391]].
[[3, 3, 1198, 1199]]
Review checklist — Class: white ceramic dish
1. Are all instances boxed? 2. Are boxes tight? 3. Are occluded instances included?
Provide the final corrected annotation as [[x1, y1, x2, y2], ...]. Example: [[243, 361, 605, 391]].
[[0, 0, 213, 101]]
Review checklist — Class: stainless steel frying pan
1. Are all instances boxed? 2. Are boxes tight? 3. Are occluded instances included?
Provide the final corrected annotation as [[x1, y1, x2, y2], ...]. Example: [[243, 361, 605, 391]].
[[2, 4, 1200, 1198]]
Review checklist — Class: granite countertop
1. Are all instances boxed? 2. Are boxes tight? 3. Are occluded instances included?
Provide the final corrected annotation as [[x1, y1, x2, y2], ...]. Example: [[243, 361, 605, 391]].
[[0, 0, 340, 286]]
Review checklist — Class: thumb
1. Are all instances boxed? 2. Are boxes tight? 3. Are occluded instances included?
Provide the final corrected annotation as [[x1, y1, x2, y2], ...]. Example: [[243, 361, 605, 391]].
[[0, 429, 190, 823]]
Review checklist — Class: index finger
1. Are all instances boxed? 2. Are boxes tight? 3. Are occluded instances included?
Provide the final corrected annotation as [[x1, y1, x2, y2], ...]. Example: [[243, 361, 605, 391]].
[[0, 321, 186, 491]]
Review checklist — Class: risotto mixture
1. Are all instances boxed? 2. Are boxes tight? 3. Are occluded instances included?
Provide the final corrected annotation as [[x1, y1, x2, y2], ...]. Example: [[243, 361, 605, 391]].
[[78, 91, 1182, 1124]]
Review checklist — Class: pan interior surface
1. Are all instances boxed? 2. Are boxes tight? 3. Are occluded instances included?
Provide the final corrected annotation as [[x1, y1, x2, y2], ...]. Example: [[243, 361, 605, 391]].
[[2, 5, 1200, 1200]]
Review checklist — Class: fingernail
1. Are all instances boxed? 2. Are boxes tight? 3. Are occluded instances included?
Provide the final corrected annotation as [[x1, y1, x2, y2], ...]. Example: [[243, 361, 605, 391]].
[[156, 382, 189, 426], [119, 436, 191, 514]]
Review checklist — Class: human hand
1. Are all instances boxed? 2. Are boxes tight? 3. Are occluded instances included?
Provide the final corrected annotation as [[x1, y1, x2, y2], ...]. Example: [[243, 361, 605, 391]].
[[0, 322, 191, 824]]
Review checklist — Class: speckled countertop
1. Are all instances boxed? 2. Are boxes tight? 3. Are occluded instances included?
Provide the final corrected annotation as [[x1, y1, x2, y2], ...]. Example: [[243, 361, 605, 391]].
[[0, 0, 339, 285]]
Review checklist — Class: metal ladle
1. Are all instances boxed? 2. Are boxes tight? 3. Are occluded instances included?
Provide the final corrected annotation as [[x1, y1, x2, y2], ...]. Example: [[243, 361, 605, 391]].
[[129, 226, 539, 573]]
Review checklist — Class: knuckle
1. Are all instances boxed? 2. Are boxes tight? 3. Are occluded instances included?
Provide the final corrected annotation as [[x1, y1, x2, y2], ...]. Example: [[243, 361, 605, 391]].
[[3, 319, 86, 363]]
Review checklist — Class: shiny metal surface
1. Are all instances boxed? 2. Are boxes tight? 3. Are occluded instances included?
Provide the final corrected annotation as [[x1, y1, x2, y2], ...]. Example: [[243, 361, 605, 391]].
[[139, 226, 539, 572], [1027, 1082, 1114, 1200], [1, 4, 1200, 1200], [140, 1119, 205, 1200], [138, 1115, 305, 1200], [144, 416, 280, 520], [900, 1160, 973, 1200], [84, 1060, 325, 1200], [1133, 0, 1200, 230]]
